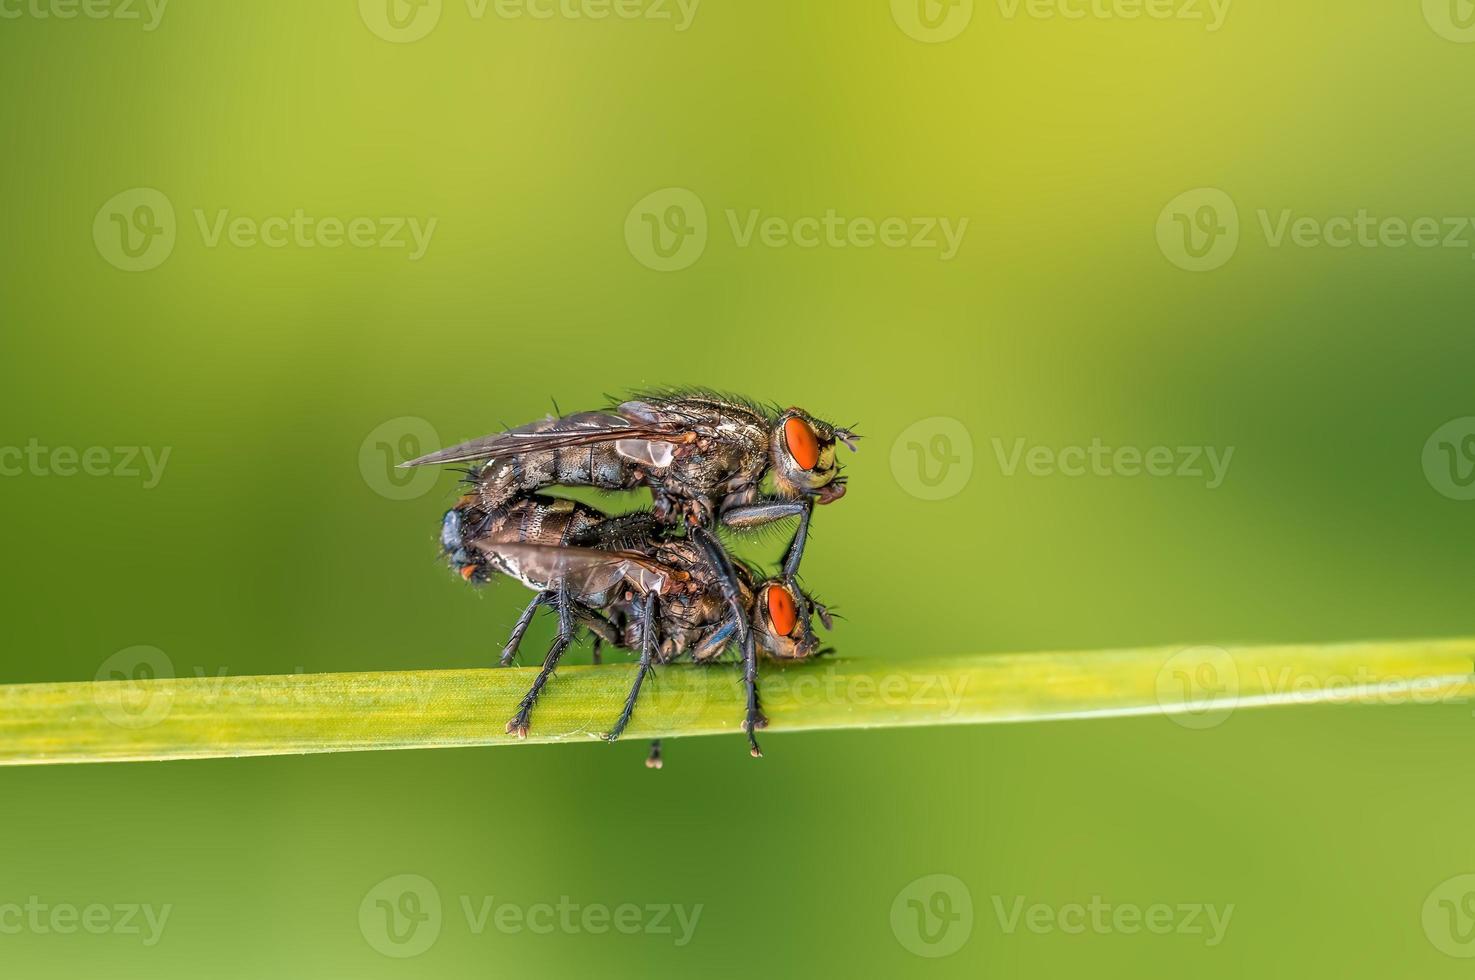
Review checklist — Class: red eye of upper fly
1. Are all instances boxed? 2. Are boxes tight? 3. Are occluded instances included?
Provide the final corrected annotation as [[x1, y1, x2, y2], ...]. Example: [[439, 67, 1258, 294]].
[[767, 586, 798, 637], [783, 416, 819, 470]]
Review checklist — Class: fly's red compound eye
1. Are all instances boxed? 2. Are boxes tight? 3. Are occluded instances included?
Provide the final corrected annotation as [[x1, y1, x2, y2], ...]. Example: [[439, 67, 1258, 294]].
[[767, 586, 798, 637], [783, 416, 819, 470]]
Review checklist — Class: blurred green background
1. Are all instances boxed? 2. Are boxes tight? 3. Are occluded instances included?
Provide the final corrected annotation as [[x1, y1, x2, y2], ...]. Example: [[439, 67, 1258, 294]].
[[4, 0, 1475, 976]]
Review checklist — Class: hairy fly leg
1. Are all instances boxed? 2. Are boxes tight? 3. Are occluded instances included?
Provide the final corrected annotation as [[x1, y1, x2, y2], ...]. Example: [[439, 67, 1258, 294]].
[[500, 592, 550, 667], [779, 496, 814, 581], [718, 493, 823, 579], [606, 592, 658, 743], [738, 620, 766, 757], [690, 526, 766, 756], [506, 589, 575, 739], [572, 605, 620, 650], [689, 526, 750, 645]]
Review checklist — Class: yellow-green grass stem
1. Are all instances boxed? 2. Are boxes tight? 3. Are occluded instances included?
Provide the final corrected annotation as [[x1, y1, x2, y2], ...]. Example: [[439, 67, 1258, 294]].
[[2, 638, 1472, 766]]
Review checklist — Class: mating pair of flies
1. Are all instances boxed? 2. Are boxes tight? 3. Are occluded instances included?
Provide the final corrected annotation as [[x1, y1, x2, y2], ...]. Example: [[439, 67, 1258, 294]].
[[402, 389, 858, 763]]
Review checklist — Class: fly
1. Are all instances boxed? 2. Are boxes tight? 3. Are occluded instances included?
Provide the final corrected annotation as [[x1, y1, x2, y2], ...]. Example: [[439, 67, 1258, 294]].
[[403, 388, 858, 579], [441, 492, 833, 762]]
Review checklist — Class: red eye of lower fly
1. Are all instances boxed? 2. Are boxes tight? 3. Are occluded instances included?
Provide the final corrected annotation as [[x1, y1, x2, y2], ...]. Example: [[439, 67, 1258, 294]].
[[783, 416, 819, 470], [767, 586, 798, 637]]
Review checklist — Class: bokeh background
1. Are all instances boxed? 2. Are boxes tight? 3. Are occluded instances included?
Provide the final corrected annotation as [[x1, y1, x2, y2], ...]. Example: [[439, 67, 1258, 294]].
[[3, 0, 1475, 976]]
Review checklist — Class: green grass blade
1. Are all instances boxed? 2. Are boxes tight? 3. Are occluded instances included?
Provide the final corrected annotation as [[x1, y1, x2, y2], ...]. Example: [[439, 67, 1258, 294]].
[[2, 638, 1472, 765]]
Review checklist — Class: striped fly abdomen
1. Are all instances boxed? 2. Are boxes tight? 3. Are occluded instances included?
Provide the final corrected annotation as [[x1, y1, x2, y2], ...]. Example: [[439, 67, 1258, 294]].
[[475, 443, 639, 510]]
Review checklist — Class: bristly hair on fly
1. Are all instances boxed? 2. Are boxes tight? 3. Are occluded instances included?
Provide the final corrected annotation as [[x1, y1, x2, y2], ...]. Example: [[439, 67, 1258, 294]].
[[607, 386, 786, 422]]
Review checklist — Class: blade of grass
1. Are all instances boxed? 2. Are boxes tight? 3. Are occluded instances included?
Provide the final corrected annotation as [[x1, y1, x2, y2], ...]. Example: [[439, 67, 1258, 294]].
[[1, 638, 1472, 766]]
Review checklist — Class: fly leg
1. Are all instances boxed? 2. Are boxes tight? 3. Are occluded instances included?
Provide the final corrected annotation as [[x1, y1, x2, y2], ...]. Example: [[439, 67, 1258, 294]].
[[739, 619, 765, 758], [506, 589, 574, 739], [779, 496, 814, 582], [689, 526, 765, 756], [606, 592, 658, 743], [499, 591, 550, 667], [645, 739, 663, 769], [691, 619, 738, 661], [719, 495, 815, 579], [689, 526, 750, 647], [571, 606, 620, 663]]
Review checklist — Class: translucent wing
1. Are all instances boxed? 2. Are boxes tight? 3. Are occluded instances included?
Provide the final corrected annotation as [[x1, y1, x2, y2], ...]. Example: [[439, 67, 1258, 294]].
[[400, 411, 690, 469], [472, 540, 675, 601]]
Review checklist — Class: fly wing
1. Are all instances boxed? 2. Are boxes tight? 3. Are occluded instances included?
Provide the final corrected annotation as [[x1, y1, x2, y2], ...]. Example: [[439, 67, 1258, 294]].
[[400, 411, 689, 468], [472, 540, 673, 600], [618, 396, 766, 448]]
